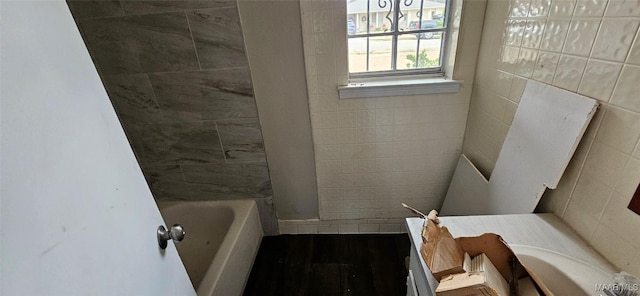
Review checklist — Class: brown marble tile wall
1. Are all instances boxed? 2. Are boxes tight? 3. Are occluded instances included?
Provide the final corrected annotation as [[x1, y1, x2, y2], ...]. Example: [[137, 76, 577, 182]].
[[67, 0, 275, 233]]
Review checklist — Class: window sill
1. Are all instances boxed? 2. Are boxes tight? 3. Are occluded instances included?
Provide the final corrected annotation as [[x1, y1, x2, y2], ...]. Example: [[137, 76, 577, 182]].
[[337, 77, 461, 100]]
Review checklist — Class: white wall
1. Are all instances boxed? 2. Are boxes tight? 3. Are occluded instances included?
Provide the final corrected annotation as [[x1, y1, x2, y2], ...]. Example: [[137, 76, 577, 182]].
[[464, 0, 640, 276], [237, 0, 320, 220], [295, 0, 486, 223], [0, 2, 194, 294]]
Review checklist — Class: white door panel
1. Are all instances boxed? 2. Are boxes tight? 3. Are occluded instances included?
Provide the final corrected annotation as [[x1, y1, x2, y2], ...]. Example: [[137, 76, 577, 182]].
[[0, 1, 195, 295]]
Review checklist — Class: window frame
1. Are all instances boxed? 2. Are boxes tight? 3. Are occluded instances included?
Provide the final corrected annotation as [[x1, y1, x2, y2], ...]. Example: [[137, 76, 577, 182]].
[[346, 0, 452, 79]]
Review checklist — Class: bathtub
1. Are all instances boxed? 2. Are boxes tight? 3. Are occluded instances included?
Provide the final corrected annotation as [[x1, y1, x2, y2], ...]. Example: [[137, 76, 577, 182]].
[[158, 200, 263, 296]]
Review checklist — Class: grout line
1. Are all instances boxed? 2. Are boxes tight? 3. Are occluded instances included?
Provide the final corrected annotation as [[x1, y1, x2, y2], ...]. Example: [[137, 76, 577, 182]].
[[177, 164, 194, 200], [74, 5, 238, 21], [624, 22, 640, 64], [586, 14, 605, 58], [144, 74, 166, 121], [140, 66, 250, 77], [117, 1, 125, 17], [184, 11, 203, 71], [215, 120, 228, 163], [602, 59, 625, 104], [601, 0, 612, 19]]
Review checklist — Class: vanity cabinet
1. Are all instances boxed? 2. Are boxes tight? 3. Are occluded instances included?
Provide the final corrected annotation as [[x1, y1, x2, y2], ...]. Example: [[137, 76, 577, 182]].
[[406, 241, 438, 296]]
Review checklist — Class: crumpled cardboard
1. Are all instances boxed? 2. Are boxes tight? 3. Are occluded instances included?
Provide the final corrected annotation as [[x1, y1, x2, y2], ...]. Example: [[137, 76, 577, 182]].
[[420, 218, 465, 280], [404, 205, 552, 296]]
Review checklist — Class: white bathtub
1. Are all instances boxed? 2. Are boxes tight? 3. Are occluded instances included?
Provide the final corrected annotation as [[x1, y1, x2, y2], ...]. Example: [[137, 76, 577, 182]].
[[158, 200, 263, 296]]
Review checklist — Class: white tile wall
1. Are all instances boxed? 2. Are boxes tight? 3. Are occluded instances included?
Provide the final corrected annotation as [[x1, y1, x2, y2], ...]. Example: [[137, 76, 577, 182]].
[[465, 0, 640, 276], [299, 0, 486, 224], [278, 218, 407, 234]]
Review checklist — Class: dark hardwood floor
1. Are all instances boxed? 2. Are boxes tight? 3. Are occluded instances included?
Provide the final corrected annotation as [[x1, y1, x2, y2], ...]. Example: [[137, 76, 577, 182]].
[[243, 234, 411, 296]]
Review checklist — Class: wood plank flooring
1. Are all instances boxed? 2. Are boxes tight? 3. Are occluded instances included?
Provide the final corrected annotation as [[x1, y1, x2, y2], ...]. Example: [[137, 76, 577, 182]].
[[243, 234, 410, 296]]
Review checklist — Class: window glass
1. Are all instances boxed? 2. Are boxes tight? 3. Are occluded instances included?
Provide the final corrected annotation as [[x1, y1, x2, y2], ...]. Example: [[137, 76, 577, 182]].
[[346, 0, 448, 76]]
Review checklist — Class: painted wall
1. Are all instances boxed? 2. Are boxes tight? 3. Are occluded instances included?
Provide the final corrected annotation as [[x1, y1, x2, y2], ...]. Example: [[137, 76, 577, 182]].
[[66, 0, 278, 233], [288, 0, 486, 230], [237, 0, 320, 220], [464, 0, 640, 276], [1, 1, 194, 294]]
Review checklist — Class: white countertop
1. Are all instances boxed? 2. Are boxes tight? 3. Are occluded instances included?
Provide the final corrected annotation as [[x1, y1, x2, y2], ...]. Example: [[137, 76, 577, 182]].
[[405, 213, 617, 281]]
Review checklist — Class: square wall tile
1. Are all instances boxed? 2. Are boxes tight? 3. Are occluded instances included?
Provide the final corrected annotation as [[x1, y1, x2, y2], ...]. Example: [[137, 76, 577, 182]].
[[515, 48, 539, 77], [573, 0, 607, 17], [187, 8, 249, 69], [595, 106, 640, 154], [532, 51, 560, 83], [102, 74, 163, 125], [338, 111, 357, 128], [67, 0, 124, 19], [563, 200, 599, 239], [394, 108, 414, 125], [510, 0, 532, 17], [356, 127, 376, 143], [358, 223, 380, 233], [488, 70, 514, 97], [563, 18, 601, 56], [120, 0, 235, 14], [540, 19, 571, 52], [611, 65, 640, 113], [553, 55, 587, 91], [582, 141, 630, 188], [311, 112, 339, 129], [148, 68, 257, 121], [615, 157, 640, 198], [338, 224, 359, 233], [628, 32, 640, 65], [628, 252, 640, 278], [549, 0, 576, 17], [357, 110, 375, 127], [528, 0, 551, 17], [600, 192, 640, 246], [522, 19, 546, 49], [591, 19, 640, 62], [375, 108, 394, 126], [379, 223, 403, 233], [297, 224, 319, 234], [78, 12, 199, 75], [135, 121, 225, 166], [503, 19, 526, 46], [182, 162, 272, 199], [318, 223, 339, 233], [144, 165, 190, 200], [376, 126, 394, 142], [577, 59, 622, 101], [278, 222, 298, 234], [217, 118, 267, 162], [605, 0, 640, 17], [570, 172, 614, 218], [589, 223, 637, 268], [509, 75, 528, 102], [497, 46, 520, 73]]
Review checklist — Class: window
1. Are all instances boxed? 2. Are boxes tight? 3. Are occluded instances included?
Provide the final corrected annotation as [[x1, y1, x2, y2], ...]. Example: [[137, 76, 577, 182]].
[[346, 0, 449, 77]]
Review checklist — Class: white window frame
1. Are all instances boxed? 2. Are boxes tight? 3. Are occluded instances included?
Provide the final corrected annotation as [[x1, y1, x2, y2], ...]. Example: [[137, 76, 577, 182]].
[[347, 0, 452, 78], [339, 0, 461, 99]]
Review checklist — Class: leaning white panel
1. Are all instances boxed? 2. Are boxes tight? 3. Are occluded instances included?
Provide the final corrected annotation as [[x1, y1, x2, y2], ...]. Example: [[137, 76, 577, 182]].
[[440, 154, 490, 216], [441, 80, 598, 215]]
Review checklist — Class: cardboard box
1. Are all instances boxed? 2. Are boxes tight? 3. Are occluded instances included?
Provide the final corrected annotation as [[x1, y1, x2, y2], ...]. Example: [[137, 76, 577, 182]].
[[418, 218, 552, 296]]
